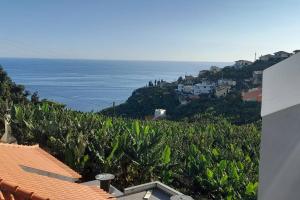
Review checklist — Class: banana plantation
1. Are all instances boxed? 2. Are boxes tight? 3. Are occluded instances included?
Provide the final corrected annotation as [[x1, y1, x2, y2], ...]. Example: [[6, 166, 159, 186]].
[[11, 102, 260, 200]]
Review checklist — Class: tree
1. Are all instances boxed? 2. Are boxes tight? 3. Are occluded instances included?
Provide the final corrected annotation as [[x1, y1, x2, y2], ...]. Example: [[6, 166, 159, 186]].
[[31, 91, 40, 104]]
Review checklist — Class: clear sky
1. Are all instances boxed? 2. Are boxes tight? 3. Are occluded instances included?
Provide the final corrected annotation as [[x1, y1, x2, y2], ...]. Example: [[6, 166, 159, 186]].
[[0, 0, 300, 62]]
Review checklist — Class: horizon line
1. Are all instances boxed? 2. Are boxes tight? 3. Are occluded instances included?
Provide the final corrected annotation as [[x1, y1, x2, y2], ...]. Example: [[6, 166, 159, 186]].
[[0, 56, 234, 64]]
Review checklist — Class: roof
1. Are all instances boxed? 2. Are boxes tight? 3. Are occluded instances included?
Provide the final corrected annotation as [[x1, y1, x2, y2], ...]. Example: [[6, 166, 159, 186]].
[[117, 181, 183, 200], [81, 180, 123, 197], [274, 51, 290, 55], [242, 88, 262, 102], [261, 53, 300, 116], [0, 143, 115, 200], [235, 60, 252, 62], [253, 70, 263, 75]]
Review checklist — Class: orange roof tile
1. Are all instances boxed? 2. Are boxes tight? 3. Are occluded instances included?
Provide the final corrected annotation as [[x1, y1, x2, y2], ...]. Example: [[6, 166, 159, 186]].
[[242, 88, 262, 102], [0, 143, 115, 200]]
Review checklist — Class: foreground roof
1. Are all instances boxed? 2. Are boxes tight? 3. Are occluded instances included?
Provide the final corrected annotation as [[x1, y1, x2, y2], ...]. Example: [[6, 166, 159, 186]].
[[118, 181, 183, 200], [0, 143, 115, 200]]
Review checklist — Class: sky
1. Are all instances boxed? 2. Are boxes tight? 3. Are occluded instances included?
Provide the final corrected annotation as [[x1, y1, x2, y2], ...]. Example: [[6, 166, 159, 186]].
[[0, 0, 300, 62]]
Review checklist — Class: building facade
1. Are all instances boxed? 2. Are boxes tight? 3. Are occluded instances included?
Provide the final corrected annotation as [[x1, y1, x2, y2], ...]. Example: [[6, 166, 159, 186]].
[[193, 82, 215, 95], [234, 60, 253, 68], [253, 71, 263, 85]]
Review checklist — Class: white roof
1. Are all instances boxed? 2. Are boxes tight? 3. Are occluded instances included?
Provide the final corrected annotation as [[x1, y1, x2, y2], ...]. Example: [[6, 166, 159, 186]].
[[261, 53, 300, 116]]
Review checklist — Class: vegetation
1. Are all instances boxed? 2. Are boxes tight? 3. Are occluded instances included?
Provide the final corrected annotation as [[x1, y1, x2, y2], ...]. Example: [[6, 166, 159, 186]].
[[11, 102, 260, 200], [0, 65, 260, 199], [101, 86, 180, 119]]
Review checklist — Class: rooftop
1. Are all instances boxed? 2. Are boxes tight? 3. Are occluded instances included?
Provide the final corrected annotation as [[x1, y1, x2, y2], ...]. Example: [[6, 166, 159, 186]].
[[81, 180, 189, 200], [0, 143, 115, 200]]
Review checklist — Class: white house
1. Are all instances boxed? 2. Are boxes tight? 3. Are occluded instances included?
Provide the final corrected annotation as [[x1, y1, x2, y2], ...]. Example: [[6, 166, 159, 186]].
[[234, 60, 253, 68], [215, 85, 231, 98], [199, 70, 209, 76], [183, 85, 193, 94], [259, 54, 274, 61], [193, 82, 215, 95], [293, 50, 300, 54], [253, 71, 263, 85], [274, 51, 291, 59], [217, 79, 236, 86], [154, 109, 166, 119], [177, 84, 184, 92]]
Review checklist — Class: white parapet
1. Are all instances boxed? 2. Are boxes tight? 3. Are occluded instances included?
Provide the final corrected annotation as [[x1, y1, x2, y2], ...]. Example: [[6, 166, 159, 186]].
[[259, 53, 300, 200]]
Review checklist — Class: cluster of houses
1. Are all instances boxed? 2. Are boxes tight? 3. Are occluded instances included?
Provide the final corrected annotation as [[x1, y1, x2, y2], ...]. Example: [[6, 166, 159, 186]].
[[177, 67, 265, 104], [167, 50, 299, 108], [176, 78, 236, 103], [234, 50, 300, 69], [259, 50, 299, 61]]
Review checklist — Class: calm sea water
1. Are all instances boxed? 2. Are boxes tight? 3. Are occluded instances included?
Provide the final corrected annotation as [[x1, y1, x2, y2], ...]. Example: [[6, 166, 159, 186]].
[[0, 58, 231, 111]]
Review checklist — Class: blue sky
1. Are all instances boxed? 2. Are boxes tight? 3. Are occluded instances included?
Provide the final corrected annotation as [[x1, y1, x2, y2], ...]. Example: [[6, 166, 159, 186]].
[[0, 0, 300, 61]]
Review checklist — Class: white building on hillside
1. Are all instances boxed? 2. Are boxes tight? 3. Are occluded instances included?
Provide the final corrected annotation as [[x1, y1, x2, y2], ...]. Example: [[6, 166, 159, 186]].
[[259, 54, 274, 61], [215, 85, 231, 98], [177, 84, 184, 92], [154, 109, 166, 119], [294, 50, 300, 54], [274, 51, 291, 59], [193, 82, 215, 95], [234, 60, 253, 68], [218, 79, 236, 86], [253, 71, 263, 85]]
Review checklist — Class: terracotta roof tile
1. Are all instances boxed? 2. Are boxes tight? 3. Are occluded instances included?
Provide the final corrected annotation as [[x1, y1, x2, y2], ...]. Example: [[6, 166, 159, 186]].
[[0, 143, 115, 200]]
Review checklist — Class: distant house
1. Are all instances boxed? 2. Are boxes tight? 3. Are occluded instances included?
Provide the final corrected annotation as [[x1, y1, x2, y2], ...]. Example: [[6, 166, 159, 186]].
[[234, 60, 253, 68], [215, 85, 231, 98], [183, 85, 193, 94], [210, 66, 221, 73], [177, 84, 184, 92], [242, 87, 262, 102], [159, 80, 171, 88], [199, 70, 209, 76], [294, 50, 300, 54], [184, 75, 194, 84], [185, 75, 194, 80], [154, 109, 166, 119], [253, 71, 263, 85], [274, 51, 292, 59], [218, 79, 236, 86], [259, 54, 274, 61], [193, 82, 215, 95]]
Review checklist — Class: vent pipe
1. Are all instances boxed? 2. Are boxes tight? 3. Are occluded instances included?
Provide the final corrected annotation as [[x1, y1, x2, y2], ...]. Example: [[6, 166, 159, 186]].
[[95, 173, 115, 193]]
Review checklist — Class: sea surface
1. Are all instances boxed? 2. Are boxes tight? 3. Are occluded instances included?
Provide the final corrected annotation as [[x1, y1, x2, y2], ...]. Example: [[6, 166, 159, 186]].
[[0, 58, 231, 111]]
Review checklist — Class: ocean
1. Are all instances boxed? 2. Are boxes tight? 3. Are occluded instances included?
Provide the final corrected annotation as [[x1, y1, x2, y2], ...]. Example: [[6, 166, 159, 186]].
[[0, 58, 231, 111]]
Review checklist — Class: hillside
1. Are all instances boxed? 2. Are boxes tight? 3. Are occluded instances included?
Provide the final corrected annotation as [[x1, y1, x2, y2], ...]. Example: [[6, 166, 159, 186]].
[[101, 54, 289, 124]]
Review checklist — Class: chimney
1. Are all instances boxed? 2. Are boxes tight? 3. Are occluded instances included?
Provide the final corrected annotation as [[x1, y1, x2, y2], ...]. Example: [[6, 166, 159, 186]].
[[95, 173, 115, 193]]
